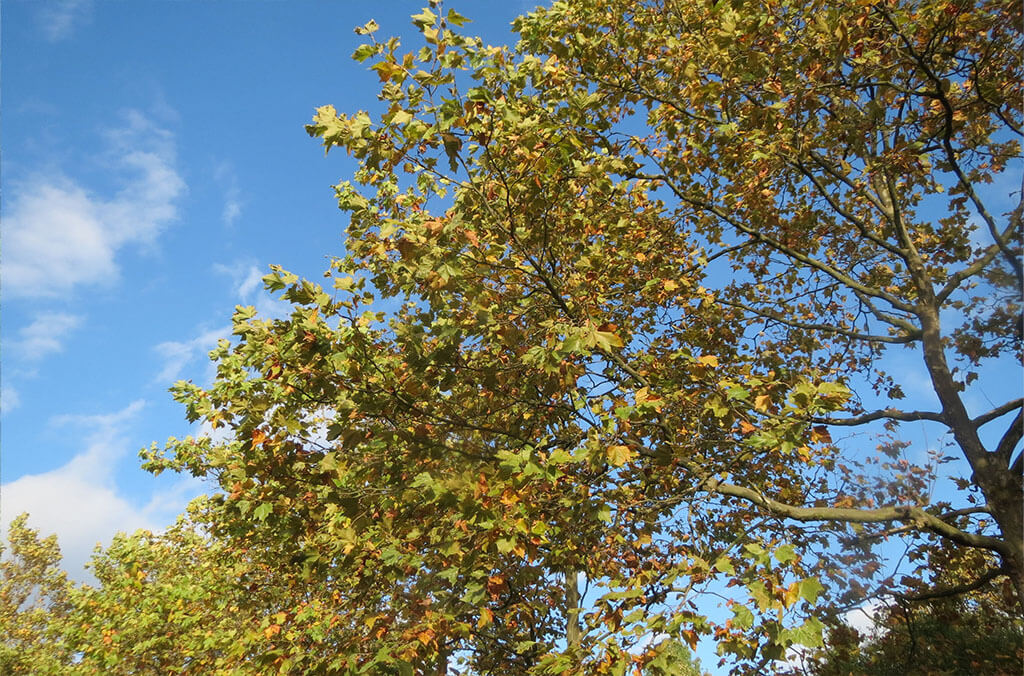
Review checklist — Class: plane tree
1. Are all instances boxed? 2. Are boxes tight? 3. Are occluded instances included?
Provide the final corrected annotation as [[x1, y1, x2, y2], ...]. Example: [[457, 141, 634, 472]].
[[142, 0, 1021, 672]]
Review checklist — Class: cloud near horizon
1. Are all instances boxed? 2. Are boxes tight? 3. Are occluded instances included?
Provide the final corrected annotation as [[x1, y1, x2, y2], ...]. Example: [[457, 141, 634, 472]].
[[0, 400, 203, 582], [2, 110, 185, 300]]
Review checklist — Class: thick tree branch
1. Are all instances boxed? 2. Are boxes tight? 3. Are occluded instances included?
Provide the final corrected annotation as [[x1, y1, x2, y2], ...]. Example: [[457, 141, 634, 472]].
[[859, 506, 993, 540], [974, 395, 1024, 428], [994, 409, 1023, 467], [706, 479, 1008, 554]]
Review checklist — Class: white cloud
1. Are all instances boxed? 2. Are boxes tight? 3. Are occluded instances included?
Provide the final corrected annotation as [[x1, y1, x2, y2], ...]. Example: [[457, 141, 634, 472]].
[[237, 266, 264, 299], [0, 400, 200, 581], [153, 326, 230, 384], [212, 261, 290, 319], [37, 0, 92, 42], [2, 111, 185, 299], [1, 385, 21, 415], [9, 312, 82, 361], [844, 597, 885, 637]]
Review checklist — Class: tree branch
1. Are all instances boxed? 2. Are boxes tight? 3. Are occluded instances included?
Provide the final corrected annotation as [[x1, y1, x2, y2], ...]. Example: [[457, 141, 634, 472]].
[[894, 566, 1004, 603], [641, 169, 920, 314], [878, 6, 1023, 286], [972, 397, 1023, 428], [812, 408, 945, 426], [858, 506, 993, 540], [790, 157, 907, 259], [994, 409, 1023, 467], [707, 480, 1008, 554], [719, 298, 919, 345]]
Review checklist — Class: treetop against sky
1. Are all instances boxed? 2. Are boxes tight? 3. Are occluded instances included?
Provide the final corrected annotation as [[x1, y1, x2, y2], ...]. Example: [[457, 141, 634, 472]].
[[2, 0, 1021, 673], [1, 0, 523, 577]]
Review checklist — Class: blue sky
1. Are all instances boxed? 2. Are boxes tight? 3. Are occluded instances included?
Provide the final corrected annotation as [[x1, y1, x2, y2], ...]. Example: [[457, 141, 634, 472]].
[[1, 0, 527, 578]]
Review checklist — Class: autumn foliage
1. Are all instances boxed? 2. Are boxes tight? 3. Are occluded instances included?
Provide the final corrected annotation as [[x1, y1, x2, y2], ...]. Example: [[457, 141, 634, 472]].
[[3, 0, 1021, 673]]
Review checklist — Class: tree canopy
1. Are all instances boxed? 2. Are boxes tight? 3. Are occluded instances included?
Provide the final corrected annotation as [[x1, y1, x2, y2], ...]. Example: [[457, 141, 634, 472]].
[[4, 0, 1021, 673]]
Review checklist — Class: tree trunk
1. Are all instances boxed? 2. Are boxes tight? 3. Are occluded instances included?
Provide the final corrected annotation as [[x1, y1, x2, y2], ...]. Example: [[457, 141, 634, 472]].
[[565, 569, 581, 651]]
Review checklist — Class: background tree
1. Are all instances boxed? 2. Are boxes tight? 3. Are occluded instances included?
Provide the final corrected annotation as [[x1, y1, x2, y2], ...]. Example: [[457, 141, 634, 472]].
[[787, 544, 1023, 675], [0, 514, 73, 675], [140, 0, 1021, 672], [58, 506, 268, 675]]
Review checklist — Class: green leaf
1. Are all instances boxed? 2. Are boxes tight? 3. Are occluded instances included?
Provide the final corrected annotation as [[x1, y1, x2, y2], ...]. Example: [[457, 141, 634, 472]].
[[731, 604, 754, 630], [352, 43, 377, 62], [774, 544, 797, 565], [798, 577, 824, 604], [253, 503, 273, 522]]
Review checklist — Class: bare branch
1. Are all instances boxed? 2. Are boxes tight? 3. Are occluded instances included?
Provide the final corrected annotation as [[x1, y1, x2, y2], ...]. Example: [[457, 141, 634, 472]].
[[719, 298, 919, 344], [640, 169, 920, 314], [894, 566, 1004, 603]]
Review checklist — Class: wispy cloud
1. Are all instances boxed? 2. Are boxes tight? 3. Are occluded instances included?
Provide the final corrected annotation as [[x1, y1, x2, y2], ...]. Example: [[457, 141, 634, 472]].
[[223, 196, 242, 227], [0, 400, 201, 581], [153, 326, 230, 384], [37, 0, 93, 42], [213, 162, 243, 227], [3, 110, 185, 299], [9, 312, 82, 361], [1, 386, 21, 415], [212, 260, 291, 320], [213, 261, 264, 300]]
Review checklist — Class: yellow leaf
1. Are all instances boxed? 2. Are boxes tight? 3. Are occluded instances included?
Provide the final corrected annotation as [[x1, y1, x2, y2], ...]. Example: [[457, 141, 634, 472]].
[[697, 354, 719, 367], [662, 279, 679, 291], [606, 444, 634, 467], [477, 608, 494, 628], [596, 330, 624, 349]]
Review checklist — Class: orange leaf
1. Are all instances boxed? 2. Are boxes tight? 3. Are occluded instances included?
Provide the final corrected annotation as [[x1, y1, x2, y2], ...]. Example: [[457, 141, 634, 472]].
[[682, 629, 698, 650], [810, 425, 832, 443]]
